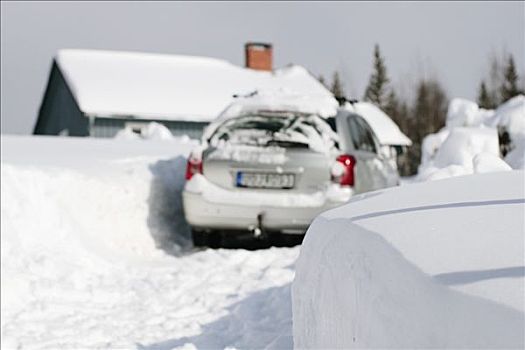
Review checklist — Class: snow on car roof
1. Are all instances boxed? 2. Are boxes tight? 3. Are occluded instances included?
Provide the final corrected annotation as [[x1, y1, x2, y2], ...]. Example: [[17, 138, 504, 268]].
[[345, 101, 412, 146], [56, 49, 336, 122]]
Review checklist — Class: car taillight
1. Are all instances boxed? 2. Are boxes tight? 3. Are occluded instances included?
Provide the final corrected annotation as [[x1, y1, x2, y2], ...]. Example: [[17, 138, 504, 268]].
[[332, 154, 356, 187], [185, 157, 203, 180]]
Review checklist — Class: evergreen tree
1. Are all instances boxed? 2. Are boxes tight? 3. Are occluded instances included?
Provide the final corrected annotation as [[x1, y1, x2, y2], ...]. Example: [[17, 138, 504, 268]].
[[487, 53, 504, 105], [477, 80, 494, 109], [500, 55, 520, 102], [398, 101, 410, 133], [385, 89, 401, 125], [385, 89, 411, 134], [404, 79, 447, 175], [384, 89, 414, 176], [363, 44, 390, 109], [330, 71, 345, 98]]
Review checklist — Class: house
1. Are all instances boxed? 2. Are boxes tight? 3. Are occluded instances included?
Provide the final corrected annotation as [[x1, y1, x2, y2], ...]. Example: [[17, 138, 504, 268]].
[[33, 43, 336, 139]]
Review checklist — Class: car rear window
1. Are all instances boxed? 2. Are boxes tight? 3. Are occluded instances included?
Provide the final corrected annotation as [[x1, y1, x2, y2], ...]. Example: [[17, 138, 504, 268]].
[[326, 117, 337, 132], [210, 113, 339, 152]]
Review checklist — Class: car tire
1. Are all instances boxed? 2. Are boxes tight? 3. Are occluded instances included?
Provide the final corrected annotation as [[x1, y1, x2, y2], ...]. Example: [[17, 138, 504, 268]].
[[192, 229, 209, 247], [192, 229, 221, 248]]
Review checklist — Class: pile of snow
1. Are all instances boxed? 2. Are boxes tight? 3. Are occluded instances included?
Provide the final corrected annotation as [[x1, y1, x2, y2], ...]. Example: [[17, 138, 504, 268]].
[[56, 49, 336, 122], [293, 171, 525, 348], [419, 95, 525, 180], [1, 135, 297, 348], [418, 128, 509, 181], [506, 137, 525, 169], [140, 121, 176, 140], [445, 98, 494, 128], [114, 126, 141, 140], [344, 101, 412, 146], [114, 122, 182, 141], [487, 95, 525, 139]]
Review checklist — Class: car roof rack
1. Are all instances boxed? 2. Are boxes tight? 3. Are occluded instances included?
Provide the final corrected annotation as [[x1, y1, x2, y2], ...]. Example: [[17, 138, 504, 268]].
[[335, 96, 359, 106], [232, 90, 259, 98]]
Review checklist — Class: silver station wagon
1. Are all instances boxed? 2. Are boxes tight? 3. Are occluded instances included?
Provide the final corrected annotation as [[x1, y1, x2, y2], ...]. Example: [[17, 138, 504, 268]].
[[182, 96, 399, 246]]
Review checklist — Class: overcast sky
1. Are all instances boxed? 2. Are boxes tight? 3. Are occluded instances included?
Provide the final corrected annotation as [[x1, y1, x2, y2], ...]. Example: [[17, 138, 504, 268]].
[[1, 1, 524, 134]]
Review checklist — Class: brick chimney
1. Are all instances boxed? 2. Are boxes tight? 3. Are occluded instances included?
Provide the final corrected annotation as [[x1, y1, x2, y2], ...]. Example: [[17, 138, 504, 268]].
[[245, 42, 273, 71]]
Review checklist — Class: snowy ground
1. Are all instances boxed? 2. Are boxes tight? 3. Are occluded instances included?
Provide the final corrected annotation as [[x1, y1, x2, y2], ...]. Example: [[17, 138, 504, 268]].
[[2, 134, 524, 349], [1, 135, 298, 349]]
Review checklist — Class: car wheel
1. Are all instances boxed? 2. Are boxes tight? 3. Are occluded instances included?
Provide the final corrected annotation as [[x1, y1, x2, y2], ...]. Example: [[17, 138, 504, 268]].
[[192, 229, 209, 247], [192, 229, 221, 248]]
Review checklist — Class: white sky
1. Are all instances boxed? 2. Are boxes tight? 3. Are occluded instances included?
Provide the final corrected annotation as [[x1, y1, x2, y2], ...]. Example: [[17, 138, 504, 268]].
[[1, 1, 524, 134]]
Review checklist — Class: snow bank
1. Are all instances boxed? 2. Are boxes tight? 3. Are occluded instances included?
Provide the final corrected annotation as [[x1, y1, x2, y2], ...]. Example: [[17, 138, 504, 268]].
[[114, 126, 141, 140], [1, 135, 297, 348], [293, 171, 525, 348], [114, 122, 181, 141], [473, 152, 513, 173], [56, 49, 336, 122], [419, 128, 503, 181], [345, 102, 412, 146], [420, 128, 450, 165], [446, 98, 494, 127], [490, 95, 525, 140], [1, 136, 197, 260], [140, 121, 175, 140], [419, 96, 525, 179], [294, 220, 524, 349], [433, 128, 499, 168], [506, 136, 525, 169]]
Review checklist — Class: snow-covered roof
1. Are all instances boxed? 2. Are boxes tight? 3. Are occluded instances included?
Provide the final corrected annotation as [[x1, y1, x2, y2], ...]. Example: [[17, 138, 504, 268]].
[[345, 102, 412, 146], [56, 49, 335, 122]]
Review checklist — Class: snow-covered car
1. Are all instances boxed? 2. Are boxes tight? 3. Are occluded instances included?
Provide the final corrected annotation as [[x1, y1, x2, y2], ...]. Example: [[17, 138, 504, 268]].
[[182, 96, 400, 246], [293, 170, 525, 348]]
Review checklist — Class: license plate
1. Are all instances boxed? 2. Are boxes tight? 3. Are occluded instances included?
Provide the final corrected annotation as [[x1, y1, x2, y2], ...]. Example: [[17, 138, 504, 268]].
[[236, 172, 295, 189]]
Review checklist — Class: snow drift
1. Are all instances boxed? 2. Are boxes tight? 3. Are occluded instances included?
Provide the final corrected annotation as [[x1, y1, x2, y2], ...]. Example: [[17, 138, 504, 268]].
[[293, 171, 525, 348], [294, 219, 524, 349], [1, 135, 297, 348], [419, 95, 525, 180]]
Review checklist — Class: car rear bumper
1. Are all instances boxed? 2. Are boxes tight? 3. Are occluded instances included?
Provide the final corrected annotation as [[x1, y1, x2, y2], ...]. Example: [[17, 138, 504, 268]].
[[182, 190, 345, 233]]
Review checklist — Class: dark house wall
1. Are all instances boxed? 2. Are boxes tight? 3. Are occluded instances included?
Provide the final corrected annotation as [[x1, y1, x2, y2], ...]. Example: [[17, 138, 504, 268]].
[[33, 60, 88, 136]]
